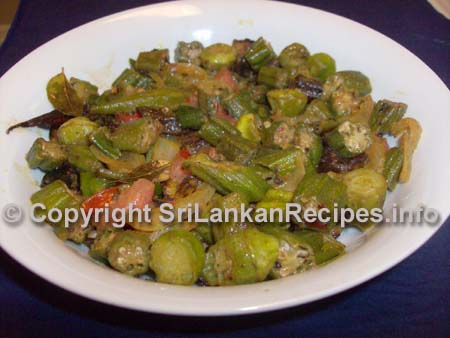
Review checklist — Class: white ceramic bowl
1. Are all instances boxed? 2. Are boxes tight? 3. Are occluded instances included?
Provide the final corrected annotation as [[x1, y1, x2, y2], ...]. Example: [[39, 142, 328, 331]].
[[0, 0, 449, 316]]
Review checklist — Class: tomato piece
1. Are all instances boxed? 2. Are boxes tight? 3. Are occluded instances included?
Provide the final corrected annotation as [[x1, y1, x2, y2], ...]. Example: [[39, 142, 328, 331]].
[[185, 91, 199, 107], [82, 186, 119, 211], [170, 151, 191, 183], [116, 111, 142, 123], [215, 67, 238, 92], [213, 102, 237, 125], [179, 148, 191, 159], [111, 178, 155, 210]]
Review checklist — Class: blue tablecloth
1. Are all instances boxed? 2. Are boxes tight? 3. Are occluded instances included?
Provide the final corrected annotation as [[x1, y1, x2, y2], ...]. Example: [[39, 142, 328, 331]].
[[1, 1, 449, 337]]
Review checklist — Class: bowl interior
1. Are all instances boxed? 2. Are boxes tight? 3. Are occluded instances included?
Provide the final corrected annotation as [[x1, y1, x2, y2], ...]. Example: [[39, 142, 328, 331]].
[[0, 0, 449, 315]]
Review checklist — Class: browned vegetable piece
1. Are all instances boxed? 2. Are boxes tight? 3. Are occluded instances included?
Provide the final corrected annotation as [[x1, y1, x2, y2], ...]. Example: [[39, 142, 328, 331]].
[[291, 74, 323, 99], [318, 145, 367, 173], [136, 107, 183, 135], [7, 110, 72, 134], [231, 38, 255, 77], [41, 164, 80, 191]]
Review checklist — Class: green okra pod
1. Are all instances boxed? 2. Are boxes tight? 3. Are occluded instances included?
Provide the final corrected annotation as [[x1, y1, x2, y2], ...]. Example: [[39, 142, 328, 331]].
[[26, 138, 66, 172], [69, 77, 99, 105], [175, 105, 206, 130], [112, 68, 154, 91], [135, 49, 169, 74], [245, 37, 276, 71], [89, 229, 121, 262], [306, 53, 336, 82], [150, 229, 205, 285], [174, 41, 204, 66], [253, 148, 302, 176], [259, 225, 314, 278], [325, 121, 372, 158], [236, 113, 262, 142], [279, 43, 310, 69], [370, 99, 407, 135], [108, 231, 151, 276], [67, 144, 103, 172], [222, 91, 257, 119], [383, 147, 403, 191], [203, 228, 279, 286], [89, 88, 187, 114], [57, 116, 99, 145], [110, 117, 162, 154], [257, 66, 289, 89], [90, 127, 122, 159], [79, 171, 114, 197], [30, 180, 82, 226], [294, 230, 345, 265], [267, 89, 308, 117], [184, 153, 270, 202], [201, 43, 237, 70]]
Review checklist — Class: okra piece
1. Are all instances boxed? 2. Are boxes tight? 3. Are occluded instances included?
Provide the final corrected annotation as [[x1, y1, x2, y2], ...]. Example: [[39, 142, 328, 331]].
[[216, 133, 258, 163], [57, 116, 99, 145], [135, 49, 169, 74], [262, 121, 296, 149], [54, 221, 91, 244], [257, 66, 289, 89], [253, 148, 302, 176], [89, 88, 187, 114], [30, 180, 82, 226], [343, 168, 387, 227], [293, 173, 347, 212], [162, 63, 208, 89], [110, 117, 161, 154], [325, 121, 372, 158], [299, 99, 333, 126], [259, 225, 314, 278], [211, 192, 250, 241], [222, 91, 257, 119], [107, 231, 151, 276], [279, 43, 310, 69], [267, 89, 308, 117], [112, 68, 154, 91], [294, 126, 323, 168], [199, 117, 237, 145], [261, 188, 293, 203], [383, 147, 403, 191], [245, 37, 276, 71], [183, 153, 270, 202], [79, 171, 113, 197], [197, 79, 230, 114], [150, 229, 205, 285], [203, 228, 279, 286], [175, 105, 206, 130], [201, 43, 237, 70], [70, 77, 99, 105], [47, 72, 84, 116], [306, 53, 336, 82], [26, 138, 66, 171], [294, 230, 345, 265], [67, 144, 103, 172], [174, 41, 204, 65], [324, 71, 372, 98], [370, 99, 407, 134], [236, 113, 262, 142], [89, 127, 121, 160], [89, 229, 121, 262]]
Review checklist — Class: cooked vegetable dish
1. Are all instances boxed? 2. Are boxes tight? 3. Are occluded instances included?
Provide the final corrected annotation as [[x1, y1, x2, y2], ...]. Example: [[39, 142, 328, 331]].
[[9, 38, 422, 286]]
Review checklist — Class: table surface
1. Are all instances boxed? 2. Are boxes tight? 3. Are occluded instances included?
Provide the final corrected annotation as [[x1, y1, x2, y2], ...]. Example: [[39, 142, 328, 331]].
[[0, 0, 449, 337]]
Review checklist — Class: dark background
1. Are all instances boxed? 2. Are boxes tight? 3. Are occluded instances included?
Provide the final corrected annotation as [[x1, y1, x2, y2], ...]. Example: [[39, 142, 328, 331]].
[[0, 1, 449, 337]]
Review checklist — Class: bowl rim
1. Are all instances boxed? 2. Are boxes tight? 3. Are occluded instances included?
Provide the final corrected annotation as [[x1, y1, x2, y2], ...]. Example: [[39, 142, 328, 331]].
[[0, 0, 449, 316]]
